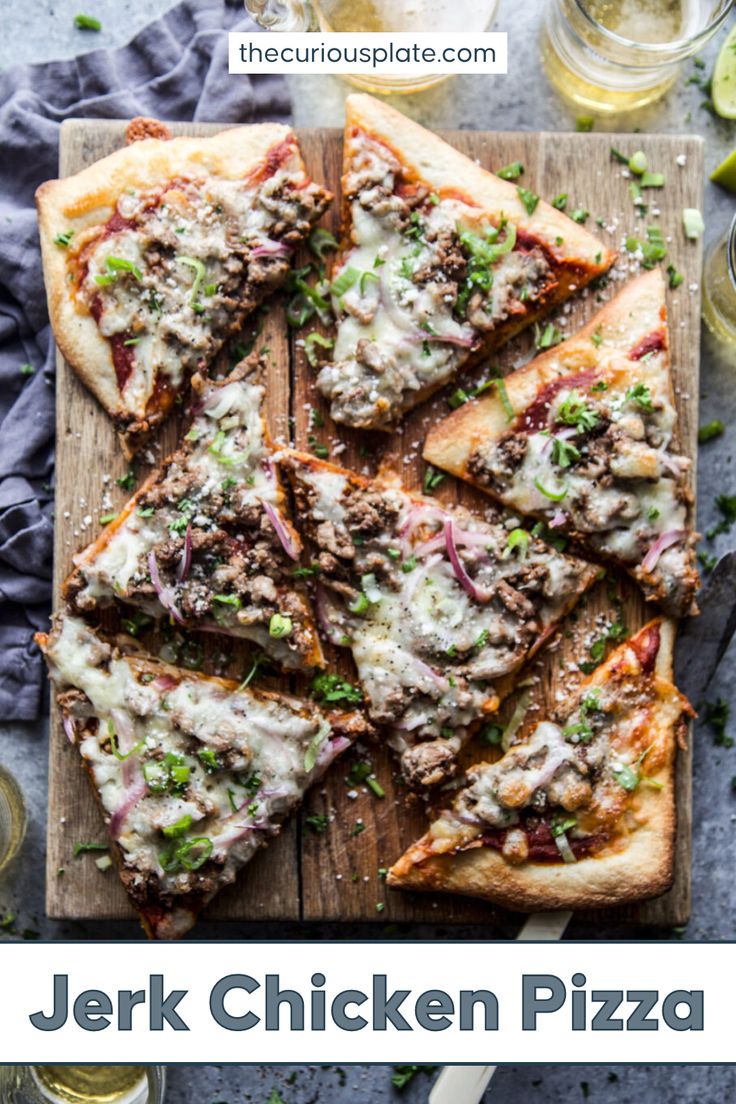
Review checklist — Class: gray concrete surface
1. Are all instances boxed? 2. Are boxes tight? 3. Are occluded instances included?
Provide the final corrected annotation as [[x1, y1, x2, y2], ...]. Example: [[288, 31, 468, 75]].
[[1, 0, 735, 1098]]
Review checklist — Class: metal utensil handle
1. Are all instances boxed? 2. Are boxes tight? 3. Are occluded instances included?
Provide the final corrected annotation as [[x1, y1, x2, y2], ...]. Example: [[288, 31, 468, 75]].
[[428, 911, 572, 1104]]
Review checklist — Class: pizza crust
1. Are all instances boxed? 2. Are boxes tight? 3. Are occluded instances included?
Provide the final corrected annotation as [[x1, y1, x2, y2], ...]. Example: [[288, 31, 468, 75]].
[[37, 124, 310, 455]]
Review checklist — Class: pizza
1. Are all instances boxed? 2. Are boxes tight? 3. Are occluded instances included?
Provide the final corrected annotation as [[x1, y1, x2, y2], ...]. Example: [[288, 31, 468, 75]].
[[64, 354, 323, 673], [423, 269, 699, 618], [315, 94, 615, 430], [37, 121, 332, 454], [37, 614, 371, 938], [388, 619, 692, 910], [280, 451, 599, 788]]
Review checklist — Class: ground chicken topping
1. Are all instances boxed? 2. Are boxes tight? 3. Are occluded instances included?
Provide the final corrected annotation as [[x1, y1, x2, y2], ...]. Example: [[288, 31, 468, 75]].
[[283, 455, 595, 788], [316, 130, 556, 429], [68, 361, 320, 671]]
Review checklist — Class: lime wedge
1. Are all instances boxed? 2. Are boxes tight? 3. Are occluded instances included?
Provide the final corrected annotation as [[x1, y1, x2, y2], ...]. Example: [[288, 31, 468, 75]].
[[712, 22, 736, 120], [711, 149, 736, 192]]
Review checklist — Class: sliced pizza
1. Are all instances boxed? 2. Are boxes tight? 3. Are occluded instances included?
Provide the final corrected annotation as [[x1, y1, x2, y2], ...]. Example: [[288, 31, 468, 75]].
[[64, 355, 323, 672], [315, 94, 615, 430], [424, 269, 699, 618], [280, 451, 599, 789], [388, 618, 692, 911], [37, 122, 332, 454], [38, 614, 371, 939]]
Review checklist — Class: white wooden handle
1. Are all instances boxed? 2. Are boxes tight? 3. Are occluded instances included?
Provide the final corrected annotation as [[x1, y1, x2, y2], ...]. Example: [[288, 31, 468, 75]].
[[428, 911, 573, 1104]]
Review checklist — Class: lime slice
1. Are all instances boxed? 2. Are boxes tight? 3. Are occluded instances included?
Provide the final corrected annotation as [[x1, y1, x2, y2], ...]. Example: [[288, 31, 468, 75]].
[[712, 22, 736, 120], [711, 149, 736, 192]]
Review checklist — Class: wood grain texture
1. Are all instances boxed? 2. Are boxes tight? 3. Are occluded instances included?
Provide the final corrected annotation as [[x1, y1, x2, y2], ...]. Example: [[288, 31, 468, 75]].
[[46, 120, 703, 928]]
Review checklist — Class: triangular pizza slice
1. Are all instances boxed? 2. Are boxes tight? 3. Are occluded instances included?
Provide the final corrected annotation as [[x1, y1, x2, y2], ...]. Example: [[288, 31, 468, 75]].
[[65, 355, 323, 672], [38, 614, 371, 939], [37, 121, 332, 454], [424, 269, 699, 618], [388, 619, 691, 911], [280, 451, 599, 789], [316, 94, 614, 430]]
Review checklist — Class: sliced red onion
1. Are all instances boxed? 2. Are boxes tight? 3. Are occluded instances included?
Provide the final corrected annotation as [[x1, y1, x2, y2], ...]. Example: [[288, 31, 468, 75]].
[[398, 504, 447, 544], [403, 552, 443, 603], [250, 238, 292, 259], [411, 656, 450, 693], [201, 381, 239, 419], [315, 584, 348, 646], [147, 550, 185, 625], [415, 528, 491, 559], [406, 331, 475, 349], [444, 518, 493, 604], [176, 523, 193, 583], [549, 511, 568, 529], [658, 449, 690, 478], [62, 714, 77, 744], [109, 777, 147, 840], [315, 734, 353, 770], [641, 529, 686, 574], [262, 500, 300, 561], [153, 674, 178, 691]]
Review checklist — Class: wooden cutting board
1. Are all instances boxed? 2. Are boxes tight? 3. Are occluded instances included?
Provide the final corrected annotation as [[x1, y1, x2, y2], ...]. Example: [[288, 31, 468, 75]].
[[46, 120, 703, 927]]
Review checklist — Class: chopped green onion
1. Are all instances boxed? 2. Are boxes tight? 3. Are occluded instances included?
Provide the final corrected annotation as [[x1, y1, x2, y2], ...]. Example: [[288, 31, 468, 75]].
[[269, 613, 292, 638], [73, 842, 108, 857], [54, 230, 74, 247], [331, 266, 360, 298], [177, 255, 206, 311], [366, 776, 385, 799], [75, 13, 101, 30], [197, 747, 220, 773], [213, 593, 241, 610], [304, 721, 331, 773], [308, 227, 338, 259], [99, 513, 117, 526], [348, 592, 370, 616], [699, 420, 724, 443], [95, 854, 112, 871], [162, 815, 193, 839], [534, 476, 568, 502], [504, 528, 530, 559], [496, 378, 515, 422], [570, 208, 589, 224], [682, 208, 705, 240], [667, 263, 684, 289], [497, 161, 524, 180], [401, 555, 417, 573], [629, 150, 648, 175], [552, 193, 568, 211], [640, 172, 665, 188], [576, 116, 595, 132], [359, 270, 379, 295], [610, 147, 629, 165], [423, 465, 446, 494], [537, 322, 563, 349], [517, 186, 539, 215], [612, 762, 639, 791]]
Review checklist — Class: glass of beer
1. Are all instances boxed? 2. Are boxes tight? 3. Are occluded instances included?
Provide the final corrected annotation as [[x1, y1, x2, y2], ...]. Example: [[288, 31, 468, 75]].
[[0, 1067, 166, 1104], [703, 212, 736, 344], [0, 764, 27, 873], [244, 0, 500, 92], [541, 0, 734, 113]]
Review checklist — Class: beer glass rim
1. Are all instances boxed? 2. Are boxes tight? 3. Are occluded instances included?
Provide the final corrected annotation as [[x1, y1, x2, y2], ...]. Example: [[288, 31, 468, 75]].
[[571, 0, 735, 56]]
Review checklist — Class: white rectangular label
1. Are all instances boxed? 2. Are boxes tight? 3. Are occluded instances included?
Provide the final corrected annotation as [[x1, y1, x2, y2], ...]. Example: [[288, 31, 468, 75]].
[[228, 32, 508, 76], [0, 941, 730, 1063]]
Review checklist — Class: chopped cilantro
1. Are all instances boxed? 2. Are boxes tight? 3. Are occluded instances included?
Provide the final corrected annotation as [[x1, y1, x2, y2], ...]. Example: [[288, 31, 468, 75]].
[[311, 672, 363, 704]]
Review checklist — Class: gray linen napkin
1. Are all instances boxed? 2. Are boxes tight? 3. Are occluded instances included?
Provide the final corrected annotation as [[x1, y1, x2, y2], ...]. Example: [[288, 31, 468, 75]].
[[0, 0, 290, 719]]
